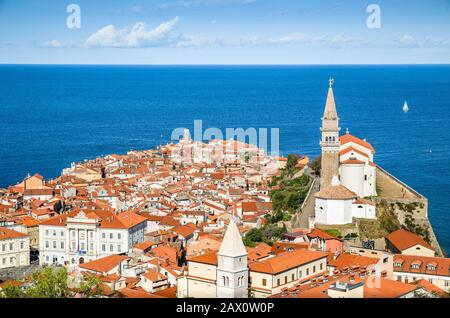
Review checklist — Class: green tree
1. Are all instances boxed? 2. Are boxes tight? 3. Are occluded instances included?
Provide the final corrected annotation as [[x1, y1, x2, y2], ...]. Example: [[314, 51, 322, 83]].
[[26, 267, 71, 298], [78, 273, 104, 298], [0, 283, 26, 298], [0, 267, 104, 298]]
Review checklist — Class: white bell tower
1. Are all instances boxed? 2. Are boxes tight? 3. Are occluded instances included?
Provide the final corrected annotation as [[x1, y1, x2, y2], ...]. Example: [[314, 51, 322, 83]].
[[216, 219, 248, 298]]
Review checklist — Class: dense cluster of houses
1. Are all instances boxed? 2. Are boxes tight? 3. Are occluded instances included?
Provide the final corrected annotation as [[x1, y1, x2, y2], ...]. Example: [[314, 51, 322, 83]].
[[0, 133, 449, 298]]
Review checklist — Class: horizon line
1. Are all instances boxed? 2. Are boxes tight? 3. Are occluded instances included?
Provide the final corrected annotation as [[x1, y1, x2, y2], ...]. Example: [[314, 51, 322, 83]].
[[1, 63, 450, 66]]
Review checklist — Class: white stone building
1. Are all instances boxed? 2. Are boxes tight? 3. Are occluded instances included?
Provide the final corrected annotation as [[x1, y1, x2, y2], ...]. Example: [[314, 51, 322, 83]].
[[0, 227, 30, 269], [314, 177, 376, 225], [39, 209, 147, 266], [339, 132, 377, 197]]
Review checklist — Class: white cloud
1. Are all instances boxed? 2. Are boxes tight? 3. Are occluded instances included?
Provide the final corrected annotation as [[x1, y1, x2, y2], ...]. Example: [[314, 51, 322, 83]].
[[329, 32, 366, 49], [396, 34, 419, 48], [279, 33, 326, 44], [41, 39, 76, 48], [85, 17, 181, 48], [395, 34, 449, 48]]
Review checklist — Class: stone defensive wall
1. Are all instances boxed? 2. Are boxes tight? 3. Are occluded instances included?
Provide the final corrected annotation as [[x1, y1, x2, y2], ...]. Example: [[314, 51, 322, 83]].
[[375, 166, 444, 256]]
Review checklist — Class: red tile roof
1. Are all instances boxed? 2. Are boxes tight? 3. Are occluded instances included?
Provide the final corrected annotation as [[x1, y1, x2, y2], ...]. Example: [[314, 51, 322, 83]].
[[386, 229, 433, 252], [188, 251, 218, 266], [79, 254, 128, 273], [249, 249, 328, 274], [340, 134, 375, 153], [0, 227, 27, 240]]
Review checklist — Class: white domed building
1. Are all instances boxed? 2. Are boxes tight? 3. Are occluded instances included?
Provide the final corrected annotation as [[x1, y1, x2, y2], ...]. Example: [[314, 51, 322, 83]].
[[314, 176, 357, 225]]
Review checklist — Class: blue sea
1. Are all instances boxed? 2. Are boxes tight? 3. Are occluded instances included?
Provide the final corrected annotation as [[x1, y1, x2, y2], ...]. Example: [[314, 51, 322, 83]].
[[0, 65, 449, 253]]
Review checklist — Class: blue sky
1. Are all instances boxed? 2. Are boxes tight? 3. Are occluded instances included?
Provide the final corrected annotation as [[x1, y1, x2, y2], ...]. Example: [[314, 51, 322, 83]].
[[1, 0, 450, 64]]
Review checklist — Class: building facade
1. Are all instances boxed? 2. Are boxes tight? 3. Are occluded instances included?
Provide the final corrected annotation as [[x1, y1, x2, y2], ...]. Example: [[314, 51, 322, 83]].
[[0, 227, 30, 269], [39, 210, 147, 266]]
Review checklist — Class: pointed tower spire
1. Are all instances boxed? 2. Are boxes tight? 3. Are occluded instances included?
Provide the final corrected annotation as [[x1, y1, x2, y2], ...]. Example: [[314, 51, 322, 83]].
[[322, 78, 339, 130], [218, 218, 247, 257], [320, 78, 341, 188], [216, 218, 248, 298]]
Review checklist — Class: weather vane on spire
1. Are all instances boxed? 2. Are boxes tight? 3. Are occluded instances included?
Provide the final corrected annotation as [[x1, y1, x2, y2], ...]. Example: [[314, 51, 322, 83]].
[[329, 77, 335, 88]]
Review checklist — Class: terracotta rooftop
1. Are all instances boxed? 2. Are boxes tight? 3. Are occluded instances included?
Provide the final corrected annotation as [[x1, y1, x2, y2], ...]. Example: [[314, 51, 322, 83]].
[[340, 134, 375, 153], [188, 251, 218, 266], [249, 249, 328, 274], [0, 227, 27, 240], [79, 254, 128, 273], [314, 184, 357, 200], [386, 229, 433, 251]]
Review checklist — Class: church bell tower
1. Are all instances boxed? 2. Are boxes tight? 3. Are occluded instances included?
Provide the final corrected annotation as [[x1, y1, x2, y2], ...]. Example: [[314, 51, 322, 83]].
[[320, 78, 341, 188], [216, 219, 248, 298]]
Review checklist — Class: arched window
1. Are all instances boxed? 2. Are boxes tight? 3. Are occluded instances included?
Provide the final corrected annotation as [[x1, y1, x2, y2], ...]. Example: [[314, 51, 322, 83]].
[[325, 136, 329, 142]]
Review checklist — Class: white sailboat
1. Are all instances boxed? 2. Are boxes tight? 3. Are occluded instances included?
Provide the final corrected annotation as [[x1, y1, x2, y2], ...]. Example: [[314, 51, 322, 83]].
[[403, 101, 409, 113]]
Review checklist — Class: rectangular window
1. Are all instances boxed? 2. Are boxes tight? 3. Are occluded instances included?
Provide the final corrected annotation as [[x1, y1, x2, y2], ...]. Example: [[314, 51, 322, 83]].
[[292, 273, 295, 281], [45, 230, 49, 236], [89, 243, 93, 251], [285, 276, 288, 284], [262, 279, 267, 286], [118, 233, 121, 240], [20, 241, 24, 249], [277, 279, 280, 286], [102, 233, 105, 239], [53, 241, 56, 248], [110, 233, 113, 239], [299, 270, 302, 278], [117, 245, 121, 252], [110, 245, 113, 252], [313, 265, 316, 273], [60, 242, 64, 249], [45, 241, 49, 248], [9, 243, 13, 250], [306, 268, 309, 276], [102, 244, 106, 252], [320, 263, 323, 271], [53, 230, 56, 236]]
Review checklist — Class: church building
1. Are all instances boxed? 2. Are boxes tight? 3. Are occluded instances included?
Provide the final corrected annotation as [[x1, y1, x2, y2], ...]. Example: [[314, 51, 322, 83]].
[[176, 219, 249, 298], [315, 79, 377, 225]]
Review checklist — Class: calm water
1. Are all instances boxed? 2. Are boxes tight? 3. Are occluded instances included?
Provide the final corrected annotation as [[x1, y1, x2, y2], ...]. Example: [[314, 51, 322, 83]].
[[0, 65, 449, 253]]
